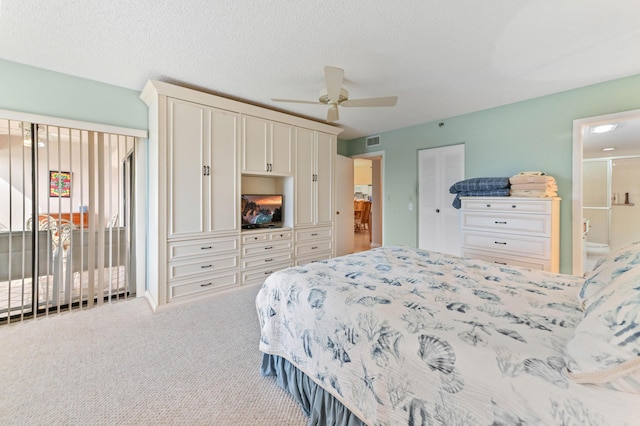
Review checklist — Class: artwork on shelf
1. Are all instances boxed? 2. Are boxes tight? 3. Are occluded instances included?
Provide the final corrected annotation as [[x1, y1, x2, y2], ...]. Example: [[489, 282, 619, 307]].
[[49, 171, 71, 198]]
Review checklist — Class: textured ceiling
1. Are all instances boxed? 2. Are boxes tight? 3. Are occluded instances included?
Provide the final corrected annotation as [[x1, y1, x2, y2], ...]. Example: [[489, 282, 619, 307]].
[[1, 0, 639, 140]]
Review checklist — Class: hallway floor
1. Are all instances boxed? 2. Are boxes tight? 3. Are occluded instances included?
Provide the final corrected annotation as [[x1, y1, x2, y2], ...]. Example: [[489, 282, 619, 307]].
[[354, 229, 372, 253]]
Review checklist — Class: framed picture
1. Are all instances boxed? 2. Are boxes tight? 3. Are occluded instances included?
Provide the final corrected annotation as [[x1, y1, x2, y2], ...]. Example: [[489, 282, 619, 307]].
[[49, 171, 71, 198]]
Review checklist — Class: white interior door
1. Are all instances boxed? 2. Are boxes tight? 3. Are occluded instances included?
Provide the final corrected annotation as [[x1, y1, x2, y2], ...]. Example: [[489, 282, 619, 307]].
[[335, 155, 354, 256]]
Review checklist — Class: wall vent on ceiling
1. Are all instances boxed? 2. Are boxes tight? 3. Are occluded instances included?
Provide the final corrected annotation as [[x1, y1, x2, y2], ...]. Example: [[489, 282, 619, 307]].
[[366, 135, 381, 147]]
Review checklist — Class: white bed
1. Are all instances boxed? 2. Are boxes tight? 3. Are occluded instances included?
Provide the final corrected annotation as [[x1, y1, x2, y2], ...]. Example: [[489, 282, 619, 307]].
[[256, 245, 640, 425]]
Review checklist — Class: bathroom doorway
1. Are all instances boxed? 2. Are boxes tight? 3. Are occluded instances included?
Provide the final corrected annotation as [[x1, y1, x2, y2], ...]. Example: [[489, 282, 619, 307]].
[[573, 110, 640, 275]]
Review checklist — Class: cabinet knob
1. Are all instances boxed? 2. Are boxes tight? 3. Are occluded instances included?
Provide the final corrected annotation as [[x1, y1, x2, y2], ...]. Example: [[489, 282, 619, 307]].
[[486, 204, 491, 208], [435, 209, 440, 213], [511, 205, 516, 208]]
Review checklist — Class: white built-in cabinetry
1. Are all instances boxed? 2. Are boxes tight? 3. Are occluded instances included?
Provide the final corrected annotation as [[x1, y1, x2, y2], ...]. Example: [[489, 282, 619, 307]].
[[294, 128, 334, 264], [460, 197, 560, 272], [242, 115, 294, 175], [141, 80, 341, 310]]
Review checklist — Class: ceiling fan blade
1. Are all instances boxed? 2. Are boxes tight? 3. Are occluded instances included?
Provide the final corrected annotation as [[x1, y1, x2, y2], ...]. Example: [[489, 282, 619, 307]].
[[326, 105, 339, 122], [324, 66, 344, 102], [271, 98, 323, 105], [341, 96, 398, 108]]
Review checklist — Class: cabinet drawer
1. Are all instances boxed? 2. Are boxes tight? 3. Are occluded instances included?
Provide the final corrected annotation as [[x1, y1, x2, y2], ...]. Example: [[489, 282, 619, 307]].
[[168, 254, 238, 281], [241, 260, 292, 286], [461, 198, 552, 214], [295, 240, 332, 257], [241, 251, 293, 270], [168, 237, 238, 262], [295, 251, 332, 266], [242, 239, 292, 257], [295, 227, 332, 242], [462, 248, 549, 271], [461, 212, 551, 237], [170, 271, 239, 300], [461, 231, 550, 258], [241, 229, 293, 244]]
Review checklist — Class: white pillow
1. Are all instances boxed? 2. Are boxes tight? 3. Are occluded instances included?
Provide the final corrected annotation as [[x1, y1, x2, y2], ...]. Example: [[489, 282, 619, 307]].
[[578, 242, 640, 311], [565, 263, 640, 393]]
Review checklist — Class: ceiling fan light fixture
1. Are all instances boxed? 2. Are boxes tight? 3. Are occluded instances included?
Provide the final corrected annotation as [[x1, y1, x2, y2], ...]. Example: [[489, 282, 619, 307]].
[[319, 88, 348, 104]]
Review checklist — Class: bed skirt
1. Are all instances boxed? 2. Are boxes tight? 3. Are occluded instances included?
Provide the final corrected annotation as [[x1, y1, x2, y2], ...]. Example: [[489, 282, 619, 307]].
[[260, 353, 366, 426]]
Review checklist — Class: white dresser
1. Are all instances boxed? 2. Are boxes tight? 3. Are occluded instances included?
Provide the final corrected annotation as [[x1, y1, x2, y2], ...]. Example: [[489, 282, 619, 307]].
[[460, 197, 560, 272]]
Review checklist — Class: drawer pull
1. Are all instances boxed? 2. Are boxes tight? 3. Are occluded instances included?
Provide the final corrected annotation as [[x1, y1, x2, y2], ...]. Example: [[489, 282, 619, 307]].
[[265, 258, 273, 262], [264, 270, 272, 275], [494, 221, 507, 224], [200, 246, 212, 250], [264, 246, 273, 250], [311, 233, 318, 236], [494, 241, 507, 245], [486, 204, 491, 208], [311, 246, 318, 250], [512, 205, 517, 208], [201, 264, 213, 269], [200, 282, 212, 287], [494, 261, 507, 265]]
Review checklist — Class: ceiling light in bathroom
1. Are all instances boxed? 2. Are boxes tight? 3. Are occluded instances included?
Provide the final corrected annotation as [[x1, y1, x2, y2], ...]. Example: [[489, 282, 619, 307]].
[[590, 123, 618, 133]]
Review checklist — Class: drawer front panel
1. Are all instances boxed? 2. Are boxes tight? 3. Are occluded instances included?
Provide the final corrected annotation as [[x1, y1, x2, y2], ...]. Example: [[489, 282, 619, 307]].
[[295, 240, 332, 257], [269, 230, 293, 241], [241, 239, 292, 257], [461, 212, 550, 236], [168, 237, 238, 262], [241, 260, 292, 286], [295, 251, 332, 266], [462, 248, 549, 271], [295, 227, 332, 242], [241, 251, 293, 270], [461, 231, 550, 258], [170, 271, 239, 300], [461, 198, 551, 214], [242, 233, 269, 244], [168, 255, 238, 281]]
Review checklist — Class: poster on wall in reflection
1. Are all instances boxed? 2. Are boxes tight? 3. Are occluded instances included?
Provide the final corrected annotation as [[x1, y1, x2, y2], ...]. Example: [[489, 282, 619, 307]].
[[49, 171, 71, 198]]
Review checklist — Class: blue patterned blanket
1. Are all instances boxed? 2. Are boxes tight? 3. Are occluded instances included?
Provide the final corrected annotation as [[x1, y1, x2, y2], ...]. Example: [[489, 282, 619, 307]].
[[256, 246, 638, 425]]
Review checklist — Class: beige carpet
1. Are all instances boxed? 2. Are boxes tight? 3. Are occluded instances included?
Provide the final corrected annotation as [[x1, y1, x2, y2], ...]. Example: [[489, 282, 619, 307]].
[[0, 285, 306, 425]]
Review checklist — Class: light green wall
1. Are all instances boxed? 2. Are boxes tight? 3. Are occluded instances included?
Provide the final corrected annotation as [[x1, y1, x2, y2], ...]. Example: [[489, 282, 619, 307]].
[[0, 59, 147, 130], [346, 73, 640, 274]]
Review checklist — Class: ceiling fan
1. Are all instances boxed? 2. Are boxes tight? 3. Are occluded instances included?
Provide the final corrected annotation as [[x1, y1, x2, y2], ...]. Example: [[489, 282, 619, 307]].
[[271, 66, 398, 122]]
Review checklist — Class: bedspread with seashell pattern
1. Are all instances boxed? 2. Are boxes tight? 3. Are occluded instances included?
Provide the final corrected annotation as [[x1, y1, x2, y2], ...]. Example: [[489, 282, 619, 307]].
[[256, 246, 639, 425]]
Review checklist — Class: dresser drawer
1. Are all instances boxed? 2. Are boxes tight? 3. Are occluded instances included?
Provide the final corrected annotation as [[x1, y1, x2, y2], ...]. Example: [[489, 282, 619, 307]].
[[168, 236, 239, 262], [168, 254, 238, 281], [461, 212, 551, 237], [295, 227, 332, 242], [170, 271, 239, 300], [462, 248, 549, 271], [295, 251, 332, 266], [241, 251, 293, 270], [241, 260, 292, 286], [461, 197, 552, 214], [295, 240, 332, 257], [461, 230, 550, 258], [241, 239, 292, 257], [242, 229, 293, 244]]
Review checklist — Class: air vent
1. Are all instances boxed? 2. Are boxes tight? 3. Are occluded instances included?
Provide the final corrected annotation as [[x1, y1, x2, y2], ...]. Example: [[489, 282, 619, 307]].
[[366, 135, 380, 147]]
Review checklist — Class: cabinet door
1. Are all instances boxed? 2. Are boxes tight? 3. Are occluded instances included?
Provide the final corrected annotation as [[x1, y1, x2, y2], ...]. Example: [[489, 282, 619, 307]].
[[242, 115, 269, 173], [270, 122, 293, 175], [167, 98, 207, 238], [315, 132, 334, 226], [208, 107, 239, 232], [295, 128, 315, 226]]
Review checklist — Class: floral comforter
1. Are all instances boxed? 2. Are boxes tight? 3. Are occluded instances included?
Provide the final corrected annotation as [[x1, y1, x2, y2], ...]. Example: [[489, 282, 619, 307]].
[[256, 246, 638, 425]]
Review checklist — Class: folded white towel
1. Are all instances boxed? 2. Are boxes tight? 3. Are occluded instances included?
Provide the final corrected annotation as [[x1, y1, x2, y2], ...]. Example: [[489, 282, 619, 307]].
[[509, 175, 556, 185], [511, 189, 557, 198], [510, 183, 558, 191]]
